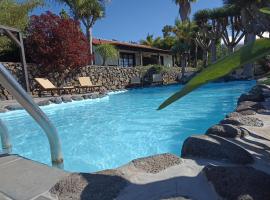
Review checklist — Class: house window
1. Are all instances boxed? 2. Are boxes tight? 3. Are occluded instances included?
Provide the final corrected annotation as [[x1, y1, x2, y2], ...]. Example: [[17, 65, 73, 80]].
[[119, 53, 135, 67]]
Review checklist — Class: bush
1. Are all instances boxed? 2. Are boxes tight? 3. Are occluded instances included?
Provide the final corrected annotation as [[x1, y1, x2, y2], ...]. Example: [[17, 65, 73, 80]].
[[95, 44, 119, 66], [136, 65, 180, 78], [25, 11, 90, 73]]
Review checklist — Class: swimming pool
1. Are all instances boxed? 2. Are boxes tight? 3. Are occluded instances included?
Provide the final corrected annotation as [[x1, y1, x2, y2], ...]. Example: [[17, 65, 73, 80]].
[[0, 81, 255, 172]]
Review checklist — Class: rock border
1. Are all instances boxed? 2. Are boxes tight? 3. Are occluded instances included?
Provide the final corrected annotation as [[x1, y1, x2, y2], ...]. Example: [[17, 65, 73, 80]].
[[0, 91, 112, 113]]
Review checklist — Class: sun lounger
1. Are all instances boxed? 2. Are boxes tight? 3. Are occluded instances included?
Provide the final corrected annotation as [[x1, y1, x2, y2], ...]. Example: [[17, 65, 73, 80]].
[[34, 78, 74, 96], [130, 77, 142, 87], [152, 74, 163, 85], [76, 77, 101, 93]]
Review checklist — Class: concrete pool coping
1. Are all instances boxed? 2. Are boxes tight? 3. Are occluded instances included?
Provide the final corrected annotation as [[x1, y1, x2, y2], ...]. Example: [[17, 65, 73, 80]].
[[0, 154, 68, 200], [1, 107, 270, 200], [1, 83, 270, 199], [0, 92, 109, 113]]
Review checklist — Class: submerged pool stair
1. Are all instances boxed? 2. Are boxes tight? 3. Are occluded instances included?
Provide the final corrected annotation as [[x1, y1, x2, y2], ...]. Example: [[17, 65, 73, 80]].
[[0, 63, 64, 168]]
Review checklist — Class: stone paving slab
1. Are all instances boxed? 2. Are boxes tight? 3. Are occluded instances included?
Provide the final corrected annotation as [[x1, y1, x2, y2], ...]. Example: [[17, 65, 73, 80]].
[[0, 154, 68, 200]]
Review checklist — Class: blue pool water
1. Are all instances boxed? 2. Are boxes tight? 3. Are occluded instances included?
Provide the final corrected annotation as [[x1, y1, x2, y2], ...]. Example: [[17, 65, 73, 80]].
[[0, 81, 255, 172]]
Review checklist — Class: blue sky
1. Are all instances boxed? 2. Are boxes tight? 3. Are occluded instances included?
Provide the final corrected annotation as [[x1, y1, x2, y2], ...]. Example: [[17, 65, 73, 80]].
[[32, 0, 223, 42]]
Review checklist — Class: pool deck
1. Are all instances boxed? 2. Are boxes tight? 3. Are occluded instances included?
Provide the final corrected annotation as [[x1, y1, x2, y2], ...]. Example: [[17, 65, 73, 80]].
[[0, 154, 68, 200]]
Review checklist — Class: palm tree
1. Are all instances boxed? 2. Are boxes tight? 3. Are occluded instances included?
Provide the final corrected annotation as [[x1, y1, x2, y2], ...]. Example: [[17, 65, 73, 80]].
[[208, 8, 225, 62], [140, 34, 155, 46], [173, 21, 194, 79], [220, 5, 245, 53], [172, 40, 189, 80], [223, 0, 269, 78], [193, 10, 211, 67], [162, 25, 174, 37], [174, 0, 197, 22], [159, 4, 270, 110], [95, 44, 119, 66], [58, 0, 108, 65]]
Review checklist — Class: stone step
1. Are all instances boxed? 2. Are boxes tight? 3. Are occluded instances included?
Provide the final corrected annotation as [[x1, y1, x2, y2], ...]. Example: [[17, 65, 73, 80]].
[[0, 154, 68, 200]]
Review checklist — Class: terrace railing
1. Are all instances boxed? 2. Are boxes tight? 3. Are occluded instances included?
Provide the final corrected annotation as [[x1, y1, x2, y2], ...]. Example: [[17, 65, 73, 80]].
[[0, 63, 64, 169]]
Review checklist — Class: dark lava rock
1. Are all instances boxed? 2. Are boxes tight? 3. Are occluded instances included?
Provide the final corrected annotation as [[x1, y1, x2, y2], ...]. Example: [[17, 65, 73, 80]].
[[4, 104, 23, 111], [206, 124, 249, 138], [132, 153, 182, 174], [50, 97, 62, 104], [238, 85, 266, 103], [203, 165, 270, 200], [257, 109, 270, 114], [50, 170, 127, 200], [236, 101, 264, 115], [238, 110, 257, 116], [161, 196, 191, 200], [62, 96, 72, 103], [238, 93, 264, 103], [71, 96, 84, 101], [90, 93, 99, 99], [98, 93, 107, 98], [182, 135, 253, 164], [82, 94, 91, 99], [220, 113, 264, 127], [37, 100, 50, 106], [0, 108, 7, 113]]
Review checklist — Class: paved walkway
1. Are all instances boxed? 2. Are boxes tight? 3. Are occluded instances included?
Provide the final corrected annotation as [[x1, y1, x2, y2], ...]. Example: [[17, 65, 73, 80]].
[[0, 154, 68, 200]]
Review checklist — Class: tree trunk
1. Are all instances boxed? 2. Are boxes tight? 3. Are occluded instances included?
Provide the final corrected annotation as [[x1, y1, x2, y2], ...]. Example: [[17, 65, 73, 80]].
[[180, 54, 186, 80], [228, 46, 234, 54], [86, 26, 94, 65], [203, 50, 208, 67], [243, 33, 256, 79], [194, 43, 198, 68], [103, 58, 106, 66], [210, 40, 217, 63]]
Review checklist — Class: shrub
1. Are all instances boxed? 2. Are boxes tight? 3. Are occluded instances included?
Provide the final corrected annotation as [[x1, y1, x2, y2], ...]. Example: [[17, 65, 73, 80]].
[[95, 44, 119, 66], [25, 11, 90, 73], [136, 65, 180, 78]]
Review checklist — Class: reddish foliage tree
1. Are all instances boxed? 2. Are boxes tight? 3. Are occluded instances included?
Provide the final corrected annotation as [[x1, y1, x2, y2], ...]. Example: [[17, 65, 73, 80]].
[[26, 11, 91, 73]]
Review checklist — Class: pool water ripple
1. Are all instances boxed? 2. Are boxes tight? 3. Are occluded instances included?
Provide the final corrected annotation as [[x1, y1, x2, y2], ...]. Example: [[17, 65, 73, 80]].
[[0, 81, 255, 172]]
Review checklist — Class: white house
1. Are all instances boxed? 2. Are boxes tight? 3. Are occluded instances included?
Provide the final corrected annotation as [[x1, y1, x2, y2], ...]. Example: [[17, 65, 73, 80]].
[[93, 38, 173, 67]]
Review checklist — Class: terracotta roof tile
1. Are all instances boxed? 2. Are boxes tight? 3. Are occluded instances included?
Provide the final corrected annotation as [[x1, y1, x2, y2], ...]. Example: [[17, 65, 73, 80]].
[[93, 38, 171, 54]]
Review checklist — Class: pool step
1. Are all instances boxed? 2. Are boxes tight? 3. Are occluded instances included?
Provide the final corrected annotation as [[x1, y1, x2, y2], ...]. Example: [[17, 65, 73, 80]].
[[0, 154, 68, 200]]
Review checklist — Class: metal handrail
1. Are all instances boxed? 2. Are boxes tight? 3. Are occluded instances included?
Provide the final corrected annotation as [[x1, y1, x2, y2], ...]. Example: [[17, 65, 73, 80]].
[[0, 63, 64, 168], [0, 119, 12, 154]]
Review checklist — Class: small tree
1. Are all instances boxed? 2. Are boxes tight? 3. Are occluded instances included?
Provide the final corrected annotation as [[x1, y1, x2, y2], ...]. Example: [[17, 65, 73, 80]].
[[194, 10, 211, 67], [26, 11, 90, 73], [0, 0, 43, 60], [59, 0, 108, 65], [95, 44, 119, 66]]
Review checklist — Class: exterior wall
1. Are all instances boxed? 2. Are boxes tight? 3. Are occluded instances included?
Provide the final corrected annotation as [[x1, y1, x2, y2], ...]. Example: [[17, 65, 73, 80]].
[[135, 53, 141, 66], [162, 54, 173, 67], [93, 46, 172, 67], [0, 62, 181, 100]]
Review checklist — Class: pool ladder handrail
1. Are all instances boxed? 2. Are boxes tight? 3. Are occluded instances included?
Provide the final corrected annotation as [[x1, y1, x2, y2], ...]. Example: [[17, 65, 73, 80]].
[[0, 63, 64, 168]]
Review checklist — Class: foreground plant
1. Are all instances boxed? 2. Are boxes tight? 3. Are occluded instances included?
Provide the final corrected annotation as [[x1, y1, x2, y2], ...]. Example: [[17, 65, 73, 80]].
[[158, 38, 270, 110], [158, 1, 270, 110]]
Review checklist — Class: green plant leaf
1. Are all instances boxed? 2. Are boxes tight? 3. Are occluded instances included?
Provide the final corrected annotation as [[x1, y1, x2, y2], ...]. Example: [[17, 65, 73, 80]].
[[158, 38, 270, 110], [260, 7, 270, 15]]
